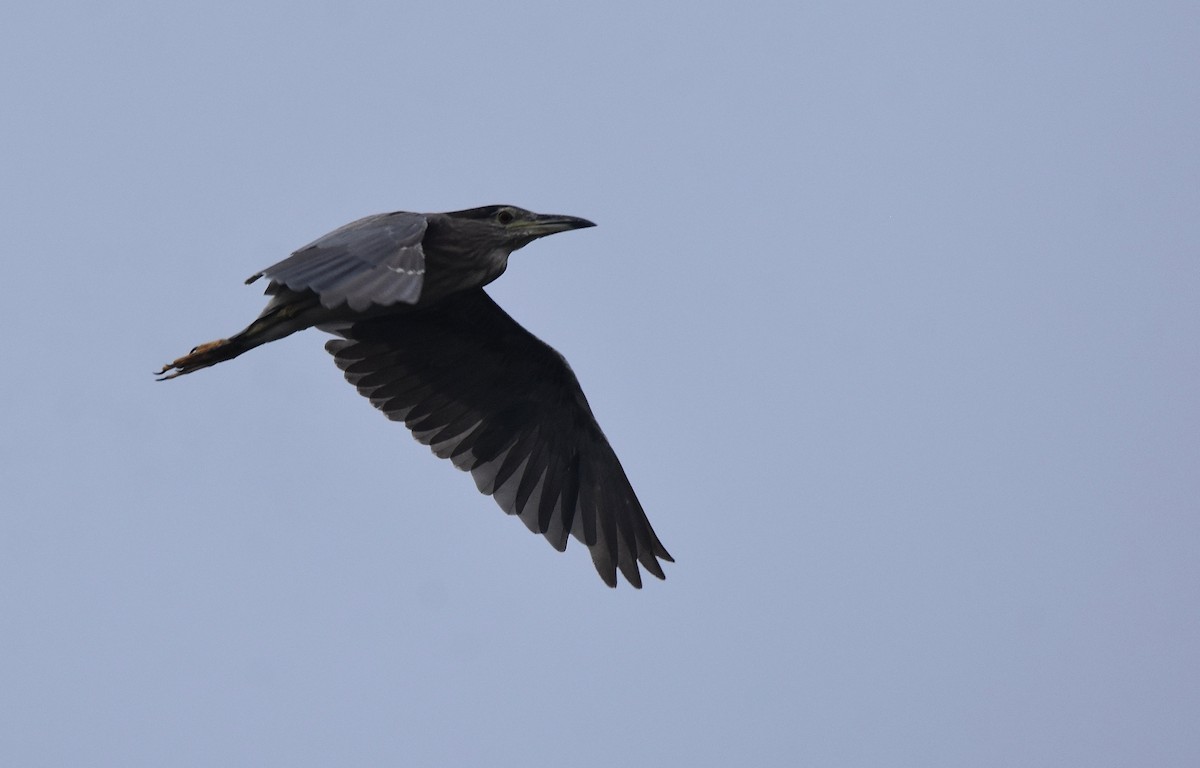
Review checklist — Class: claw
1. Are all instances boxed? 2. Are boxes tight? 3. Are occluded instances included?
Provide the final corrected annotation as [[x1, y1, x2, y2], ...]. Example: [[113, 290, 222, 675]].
[[156, 338, 233, 380]]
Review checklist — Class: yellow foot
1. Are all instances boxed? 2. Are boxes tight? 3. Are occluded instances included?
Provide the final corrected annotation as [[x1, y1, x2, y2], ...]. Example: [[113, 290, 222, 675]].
[[155, 338, 231, 380]]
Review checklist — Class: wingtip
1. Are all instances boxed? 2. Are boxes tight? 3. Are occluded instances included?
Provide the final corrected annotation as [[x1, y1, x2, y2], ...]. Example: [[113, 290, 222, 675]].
[[595, 560, 619, 588]]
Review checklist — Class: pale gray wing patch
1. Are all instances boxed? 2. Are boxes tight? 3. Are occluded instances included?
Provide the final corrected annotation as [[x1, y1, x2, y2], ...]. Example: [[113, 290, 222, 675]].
[[247, 212, 427, 311], [323, 289, 672, 588]]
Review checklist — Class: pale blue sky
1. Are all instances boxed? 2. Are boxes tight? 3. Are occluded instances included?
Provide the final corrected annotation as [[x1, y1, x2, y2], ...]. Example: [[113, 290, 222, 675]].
[[2, 2, 1197, 766]]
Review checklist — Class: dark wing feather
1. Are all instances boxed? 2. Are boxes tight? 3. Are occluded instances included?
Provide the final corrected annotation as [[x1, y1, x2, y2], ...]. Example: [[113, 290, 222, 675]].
[[324, 289, 672, 588], [247, 212, 427, 311]]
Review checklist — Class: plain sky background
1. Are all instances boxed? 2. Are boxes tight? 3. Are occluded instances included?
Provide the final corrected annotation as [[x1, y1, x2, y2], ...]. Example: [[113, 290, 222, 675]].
[[2, 2, 1197, 766]]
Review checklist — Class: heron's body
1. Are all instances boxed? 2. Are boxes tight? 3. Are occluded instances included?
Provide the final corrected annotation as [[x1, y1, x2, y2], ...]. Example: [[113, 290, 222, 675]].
[[159, 205, 672, 588]]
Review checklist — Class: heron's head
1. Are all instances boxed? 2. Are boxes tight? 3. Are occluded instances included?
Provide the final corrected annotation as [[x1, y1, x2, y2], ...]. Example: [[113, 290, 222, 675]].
[[429, 205, 596, 256]]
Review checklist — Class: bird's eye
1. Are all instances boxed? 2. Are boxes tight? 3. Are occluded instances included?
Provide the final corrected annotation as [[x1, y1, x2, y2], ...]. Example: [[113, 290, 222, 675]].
[[497, 209, 515, 225]]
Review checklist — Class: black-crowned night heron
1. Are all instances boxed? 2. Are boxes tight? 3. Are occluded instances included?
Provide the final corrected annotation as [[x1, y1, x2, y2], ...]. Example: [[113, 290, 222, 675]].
[[158, 205, 671, 588]]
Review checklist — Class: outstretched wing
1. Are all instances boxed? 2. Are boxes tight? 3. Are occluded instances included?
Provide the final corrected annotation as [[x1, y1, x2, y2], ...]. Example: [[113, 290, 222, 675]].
[[247, 212, 427, 311], [324, 289, 672, 588]]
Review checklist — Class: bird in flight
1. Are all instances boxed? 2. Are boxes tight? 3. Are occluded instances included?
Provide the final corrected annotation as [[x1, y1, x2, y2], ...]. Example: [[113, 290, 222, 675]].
[[157, 205, 671, 588]]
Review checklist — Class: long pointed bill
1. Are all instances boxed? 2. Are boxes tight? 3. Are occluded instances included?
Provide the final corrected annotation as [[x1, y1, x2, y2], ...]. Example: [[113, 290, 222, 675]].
[[516, 213, 597, 239]]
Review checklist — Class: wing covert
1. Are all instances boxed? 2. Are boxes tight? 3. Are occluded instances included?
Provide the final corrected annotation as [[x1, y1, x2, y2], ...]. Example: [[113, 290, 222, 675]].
[[247, 212, 427, 311]]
